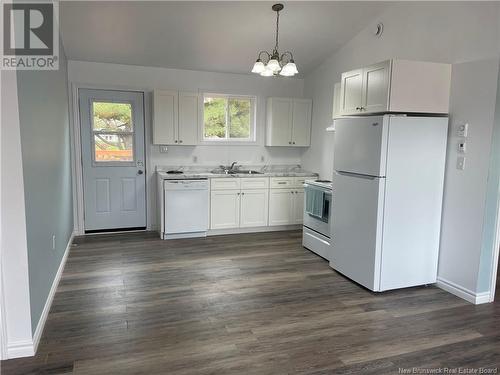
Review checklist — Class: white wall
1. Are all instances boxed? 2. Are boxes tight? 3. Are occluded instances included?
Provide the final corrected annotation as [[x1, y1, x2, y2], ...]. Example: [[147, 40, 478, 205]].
[[302, 2, 500, 298], [0, 70, 33, 358], [67, 61, 306, 230]]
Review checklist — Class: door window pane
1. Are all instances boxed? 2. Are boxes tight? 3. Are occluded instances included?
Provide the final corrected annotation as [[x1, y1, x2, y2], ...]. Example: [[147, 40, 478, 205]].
[[94, 134, 133, 162], [93, 102, 133, 132]]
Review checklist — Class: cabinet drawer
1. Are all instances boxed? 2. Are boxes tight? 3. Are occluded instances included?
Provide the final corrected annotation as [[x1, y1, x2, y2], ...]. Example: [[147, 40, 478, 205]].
[[241, 177, 269, 190], [270, 177, 294, 188], [211, 178, 241, 190], [293, 176, 317, 188]]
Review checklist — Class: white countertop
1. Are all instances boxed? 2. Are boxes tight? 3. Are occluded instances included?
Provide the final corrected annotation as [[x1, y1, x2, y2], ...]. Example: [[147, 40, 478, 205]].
[[156, 165, 318, 180]]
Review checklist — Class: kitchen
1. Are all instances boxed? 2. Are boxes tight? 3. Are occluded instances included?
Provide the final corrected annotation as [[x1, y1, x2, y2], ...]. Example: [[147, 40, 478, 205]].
[[2, 1, 500, 373]]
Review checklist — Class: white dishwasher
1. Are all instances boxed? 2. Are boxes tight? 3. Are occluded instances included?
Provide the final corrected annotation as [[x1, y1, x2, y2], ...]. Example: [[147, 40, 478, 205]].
[[164, 179, 209, 239]]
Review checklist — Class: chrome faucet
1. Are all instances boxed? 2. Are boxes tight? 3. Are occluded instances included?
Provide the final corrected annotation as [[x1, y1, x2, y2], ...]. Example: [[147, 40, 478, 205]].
[[217, 162, 238, 174]]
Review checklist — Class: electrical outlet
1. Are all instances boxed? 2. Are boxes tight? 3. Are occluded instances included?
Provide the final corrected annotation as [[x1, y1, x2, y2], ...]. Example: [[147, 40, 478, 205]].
[[52, 234, 56, 250], [159, 145, 168, 153], [457, 156, 466, 170]]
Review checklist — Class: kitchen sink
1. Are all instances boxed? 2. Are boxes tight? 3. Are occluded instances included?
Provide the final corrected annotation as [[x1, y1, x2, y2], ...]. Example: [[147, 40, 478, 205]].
[[210, 169, 263, 175], [234, 170, 263, 175]]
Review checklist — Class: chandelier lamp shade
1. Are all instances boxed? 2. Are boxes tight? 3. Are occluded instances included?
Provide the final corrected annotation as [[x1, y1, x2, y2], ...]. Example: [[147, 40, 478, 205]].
[[251, 4, 299, 77]]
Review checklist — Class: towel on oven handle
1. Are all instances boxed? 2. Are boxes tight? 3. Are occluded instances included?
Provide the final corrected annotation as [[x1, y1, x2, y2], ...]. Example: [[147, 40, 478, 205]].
[[305, 185, 324, 219]]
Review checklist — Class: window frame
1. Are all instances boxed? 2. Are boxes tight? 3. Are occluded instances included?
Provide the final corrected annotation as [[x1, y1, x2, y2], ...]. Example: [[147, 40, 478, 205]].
[[90, 99, 136, 166], [200, 93, 257, 144]]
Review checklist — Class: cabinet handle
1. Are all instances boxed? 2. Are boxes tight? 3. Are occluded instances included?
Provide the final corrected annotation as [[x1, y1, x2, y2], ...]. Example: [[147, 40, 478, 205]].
[[241, 192, 245, 195], [292, 141, 296, 145], [356, 107, 361, 110], [289, 141, 292, 144], [179, 140, 183, 143], [174, 140, 178, 143]]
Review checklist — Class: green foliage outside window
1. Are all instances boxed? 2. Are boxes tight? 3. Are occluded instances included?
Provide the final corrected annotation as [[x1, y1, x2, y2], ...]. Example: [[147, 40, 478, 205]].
[[204, 96, 252, 140]]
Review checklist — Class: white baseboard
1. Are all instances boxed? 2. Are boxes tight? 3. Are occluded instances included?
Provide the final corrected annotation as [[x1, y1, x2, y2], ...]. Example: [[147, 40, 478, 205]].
[[208, 225, 301, 236], [437, 277, 491, 305], [32, 233, 74, 354], [7, 339, 34, 359]]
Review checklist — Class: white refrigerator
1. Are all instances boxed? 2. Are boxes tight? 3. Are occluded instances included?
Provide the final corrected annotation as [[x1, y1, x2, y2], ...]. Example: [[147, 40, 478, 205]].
[[331, 115, 448, 291]]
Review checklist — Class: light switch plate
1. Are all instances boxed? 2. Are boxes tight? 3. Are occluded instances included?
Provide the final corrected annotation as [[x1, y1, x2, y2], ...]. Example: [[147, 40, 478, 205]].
[[457, 156, 466, 170], [457, 123, 468, 137], [159, 145, 168, 153]]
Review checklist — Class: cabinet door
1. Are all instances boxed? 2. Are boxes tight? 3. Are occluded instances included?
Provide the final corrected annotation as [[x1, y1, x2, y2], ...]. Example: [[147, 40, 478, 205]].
[[210, 190, 240, 229], [266, 98, 293, 146], [361, 61, 390, 114], [292, 190, 305, 224], [269, 189, 294, 226], [291, 99, 312, 146], [240, 189, 269, 228], [339, 69, 363, 115], [153, 90, 178, 145], [178, 92, 199, 145]]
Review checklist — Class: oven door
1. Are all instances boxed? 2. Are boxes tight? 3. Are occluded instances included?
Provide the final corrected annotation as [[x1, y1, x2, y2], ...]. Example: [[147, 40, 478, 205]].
[[303, 184, 332, 238]]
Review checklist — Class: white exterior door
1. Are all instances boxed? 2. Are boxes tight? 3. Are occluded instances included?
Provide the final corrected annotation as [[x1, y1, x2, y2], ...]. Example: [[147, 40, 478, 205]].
[[240, 189, 269, 227], [79, 89, 146, 232]]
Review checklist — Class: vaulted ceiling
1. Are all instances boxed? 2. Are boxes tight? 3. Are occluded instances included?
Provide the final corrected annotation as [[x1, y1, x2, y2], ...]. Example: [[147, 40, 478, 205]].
[[60, 1, 389, 76]]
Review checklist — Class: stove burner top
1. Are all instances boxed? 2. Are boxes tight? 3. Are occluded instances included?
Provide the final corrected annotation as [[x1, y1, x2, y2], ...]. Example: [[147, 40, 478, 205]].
[[166, 170, 183, 174], [316, 180, 331, 183]]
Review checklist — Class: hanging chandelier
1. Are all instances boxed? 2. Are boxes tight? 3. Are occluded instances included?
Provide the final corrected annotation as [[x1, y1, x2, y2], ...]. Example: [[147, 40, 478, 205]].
[[251, 3, 299, 77]]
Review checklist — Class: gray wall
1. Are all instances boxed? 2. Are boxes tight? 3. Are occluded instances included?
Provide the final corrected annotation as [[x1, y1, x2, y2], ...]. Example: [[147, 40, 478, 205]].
[[302, 2, 500, 296], [477, 62, 500, 293], [17, 39, 74, 332]]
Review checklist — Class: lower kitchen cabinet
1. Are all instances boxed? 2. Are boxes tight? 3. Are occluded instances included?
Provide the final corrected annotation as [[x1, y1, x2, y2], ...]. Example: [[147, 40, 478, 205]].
[[269, 189, 294, 226], [210, 188, 269, 229], [269, 188, 304, 226], [240, 189, 269, 227], [293, 190, 304, 224], [210, 190, 240, 229]]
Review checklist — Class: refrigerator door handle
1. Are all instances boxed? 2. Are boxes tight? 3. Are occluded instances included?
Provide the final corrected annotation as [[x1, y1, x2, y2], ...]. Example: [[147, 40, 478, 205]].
[[336, 170, 385, 179]]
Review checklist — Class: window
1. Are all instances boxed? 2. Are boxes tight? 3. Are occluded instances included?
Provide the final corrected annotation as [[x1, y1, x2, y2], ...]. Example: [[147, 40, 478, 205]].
[[203, 94, 256, 142], [92, 101, 134, 162]]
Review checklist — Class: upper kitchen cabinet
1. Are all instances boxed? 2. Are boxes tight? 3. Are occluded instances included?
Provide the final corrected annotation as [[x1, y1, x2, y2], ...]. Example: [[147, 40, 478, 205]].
[[339, 60, 451, 116], [153, 90, 199, 145], [266, 97, 312, 147]]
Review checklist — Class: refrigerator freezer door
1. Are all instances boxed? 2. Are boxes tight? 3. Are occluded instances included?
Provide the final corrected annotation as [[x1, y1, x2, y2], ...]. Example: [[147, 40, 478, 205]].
[[330, 172, 385, 291], [334, 116, 388, 177]]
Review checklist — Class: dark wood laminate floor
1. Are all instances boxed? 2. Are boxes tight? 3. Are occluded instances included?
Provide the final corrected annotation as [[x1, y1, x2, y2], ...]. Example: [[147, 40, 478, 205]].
[[2, 230, 500, 374]]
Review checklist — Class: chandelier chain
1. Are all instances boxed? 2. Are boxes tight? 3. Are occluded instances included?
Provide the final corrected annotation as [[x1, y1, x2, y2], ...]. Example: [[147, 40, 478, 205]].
[[274, 9, 280, 54]]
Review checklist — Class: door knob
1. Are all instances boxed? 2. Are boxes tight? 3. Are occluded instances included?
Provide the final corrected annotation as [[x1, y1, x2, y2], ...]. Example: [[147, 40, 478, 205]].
[[138, 170, 144, 175]]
